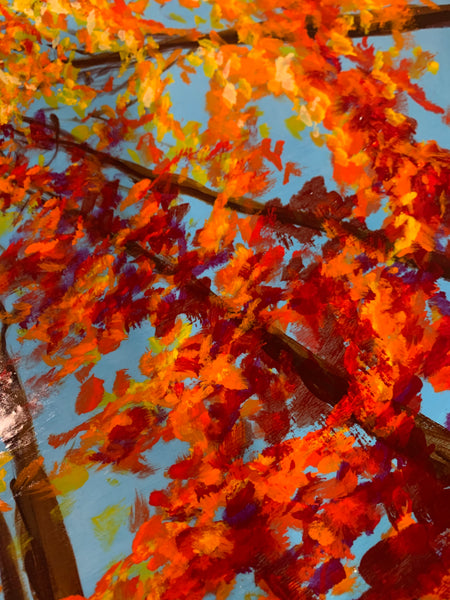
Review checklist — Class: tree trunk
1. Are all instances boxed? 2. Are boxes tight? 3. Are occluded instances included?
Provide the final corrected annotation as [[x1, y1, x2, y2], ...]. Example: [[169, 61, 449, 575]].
[[0, 320, 83, 600], [0, 511, 28, 600]]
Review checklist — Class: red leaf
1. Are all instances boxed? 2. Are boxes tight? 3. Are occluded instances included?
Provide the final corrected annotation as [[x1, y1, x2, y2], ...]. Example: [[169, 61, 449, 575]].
[[75, 375, 104, 414]]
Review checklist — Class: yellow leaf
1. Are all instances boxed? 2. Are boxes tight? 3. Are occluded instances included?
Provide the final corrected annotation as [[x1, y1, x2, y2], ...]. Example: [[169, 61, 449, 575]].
[[399, 191, 417, 206], [51, 463, 89, 495], [194, 15, 207, 26], [285, 115, 304, 139], [168, 12, 187, 24], [259, 123, 270, 138], [92, 503, 130, 551], [0, 453, 11, 469], [329, 32, 356, 56], [428, 61, 439, 75], [71, 125, 91, 141], [127, 148, 141, 164], [0, 213, 14, 237]]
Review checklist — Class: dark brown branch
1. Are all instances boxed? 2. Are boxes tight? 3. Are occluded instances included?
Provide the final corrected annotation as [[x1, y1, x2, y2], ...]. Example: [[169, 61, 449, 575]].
[[71, 27, 240, 69], [69, 5, 450, 71], [0, 312, 83, 600], [19, 116, 450, 283], [261, 327, 348, 407], [54, 131, 450, 283], [126, 241, 450, 480], [348, 3, 450, 38], [19, 119, 322, 232], [266, 327, 450, 481]]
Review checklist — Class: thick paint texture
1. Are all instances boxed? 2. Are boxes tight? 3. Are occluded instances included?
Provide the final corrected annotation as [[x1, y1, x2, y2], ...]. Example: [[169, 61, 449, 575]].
[[0, 1, 449, 599]]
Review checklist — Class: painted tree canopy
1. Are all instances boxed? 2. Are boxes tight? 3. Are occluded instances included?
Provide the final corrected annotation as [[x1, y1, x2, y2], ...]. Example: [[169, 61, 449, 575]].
[[0, 0, 450, 599]]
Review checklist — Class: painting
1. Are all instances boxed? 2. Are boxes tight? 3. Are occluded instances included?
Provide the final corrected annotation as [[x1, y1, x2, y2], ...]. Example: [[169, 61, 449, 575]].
[[0, 1, 449, 599]]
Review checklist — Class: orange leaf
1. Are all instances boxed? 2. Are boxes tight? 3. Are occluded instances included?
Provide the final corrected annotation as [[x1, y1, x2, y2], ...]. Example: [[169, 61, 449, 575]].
[[0, 499, 11, 512]]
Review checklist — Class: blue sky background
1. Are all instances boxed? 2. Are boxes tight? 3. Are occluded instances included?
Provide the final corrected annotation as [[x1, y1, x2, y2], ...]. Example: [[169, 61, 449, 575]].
[[0, 2, 449, 599]]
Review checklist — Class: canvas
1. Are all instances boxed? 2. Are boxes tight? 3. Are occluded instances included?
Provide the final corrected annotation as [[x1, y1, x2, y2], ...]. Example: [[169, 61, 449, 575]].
[[0, 1, 449, 599]]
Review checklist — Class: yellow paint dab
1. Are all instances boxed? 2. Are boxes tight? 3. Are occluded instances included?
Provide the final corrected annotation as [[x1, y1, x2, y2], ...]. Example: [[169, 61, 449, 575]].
[[92, 503, 130, 551]]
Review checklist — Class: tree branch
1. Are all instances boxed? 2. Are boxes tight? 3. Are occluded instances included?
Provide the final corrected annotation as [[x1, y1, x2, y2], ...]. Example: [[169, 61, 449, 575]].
[[348, 3, 450, 38], [37, 124, 450, 283], [69, 4, 450, 71], [126, 241, 450, 480]]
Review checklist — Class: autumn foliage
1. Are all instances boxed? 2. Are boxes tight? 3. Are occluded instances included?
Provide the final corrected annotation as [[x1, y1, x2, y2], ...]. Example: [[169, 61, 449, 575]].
[[0, 0, 450, 599]]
